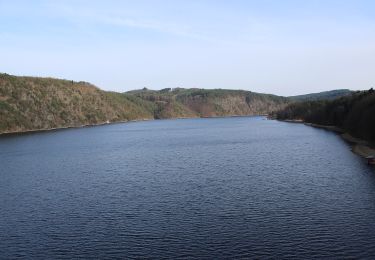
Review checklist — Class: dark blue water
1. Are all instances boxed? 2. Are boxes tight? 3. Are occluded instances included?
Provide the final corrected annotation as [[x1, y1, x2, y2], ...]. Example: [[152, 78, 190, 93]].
[[1, 117, 375, 259]]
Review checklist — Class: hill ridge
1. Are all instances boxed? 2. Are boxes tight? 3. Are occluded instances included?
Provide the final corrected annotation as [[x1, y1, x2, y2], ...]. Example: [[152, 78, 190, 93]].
[[0, 73, 288, 134]]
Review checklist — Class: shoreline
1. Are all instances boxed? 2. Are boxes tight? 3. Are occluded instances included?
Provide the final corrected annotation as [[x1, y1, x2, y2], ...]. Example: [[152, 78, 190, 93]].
[[0, 118, 153, 137], [278, 119, 375, 160], [0, 114, 262, 137]]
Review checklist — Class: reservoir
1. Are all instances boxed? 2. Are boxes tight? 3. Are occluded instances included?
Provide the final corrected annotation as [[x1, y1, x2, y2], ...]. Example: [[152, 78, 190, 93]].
[[1, 116, 375, 258]]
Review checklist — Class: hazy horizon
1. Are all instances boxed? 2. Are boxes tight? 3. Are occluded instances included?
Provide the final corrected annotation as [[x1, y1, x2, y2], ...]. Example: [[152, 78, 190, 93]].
[[1, 0, 374, 96]]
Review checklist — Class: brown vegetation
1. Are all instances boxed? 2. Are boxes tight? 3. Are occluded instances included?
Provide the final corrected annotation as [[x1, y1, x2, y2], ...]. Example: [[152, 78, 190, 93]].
[[0, 73, 289, 134]]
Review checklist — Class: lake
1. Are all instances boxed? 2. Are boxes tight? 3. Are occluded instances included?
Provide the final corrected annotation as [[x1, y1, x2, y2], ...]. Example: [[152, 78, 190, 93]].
[[1, 116, 375, 259]]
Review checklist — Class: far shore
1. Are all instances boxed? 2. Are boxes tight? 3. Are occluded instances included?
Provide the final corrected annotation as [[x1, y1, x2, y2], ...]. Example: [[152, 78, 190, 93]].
[[279, 119, 375, 159]]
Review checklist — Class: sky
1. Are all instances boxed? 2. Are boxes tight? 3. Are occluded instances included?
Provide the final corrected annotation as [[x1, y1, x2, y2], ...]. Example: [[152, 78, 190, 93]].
[[0, 0, 374, 95]]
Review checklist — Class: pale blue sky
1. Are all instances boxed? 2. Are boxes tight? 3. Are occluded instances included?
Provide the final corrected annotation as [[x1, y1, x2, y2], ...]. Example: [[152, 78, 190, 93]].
[[1, 0, 374, 95]]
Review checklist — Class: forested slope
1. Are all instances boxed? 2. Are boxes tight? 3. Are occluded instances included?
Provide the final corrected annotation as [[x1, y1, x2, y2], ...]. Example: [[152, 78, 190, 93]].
[[274, 89, 375, 143], [0, 73, 289, 134]]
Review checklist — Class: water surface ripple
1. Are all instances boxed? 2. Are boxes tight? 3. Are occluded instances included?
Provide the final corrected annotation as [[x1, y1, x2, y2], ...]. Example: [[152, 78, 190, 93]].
[[1, 117, 375, 259]]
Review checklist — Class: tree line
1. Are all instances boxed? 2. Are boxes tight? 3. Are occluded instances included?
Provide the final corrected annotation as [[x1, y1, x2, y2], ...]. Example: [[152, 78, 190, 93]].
[[273, 89, 375, 143]]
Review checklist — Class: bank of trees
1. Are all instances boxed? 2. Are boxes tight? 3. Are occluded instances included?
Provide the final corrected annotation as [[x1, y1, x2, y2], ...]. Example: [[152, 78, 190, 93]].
[[275, 89, 375, 143]]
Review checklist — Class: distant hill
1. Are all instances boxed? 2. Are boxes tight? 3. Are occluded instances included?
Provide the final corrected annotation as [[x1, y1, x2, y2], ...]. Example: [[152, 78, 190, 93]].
[[0, 73, 288, 134], [289, 89, 352, 101], [1, 72, 363, 135], [127, 88, 289, 119]]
